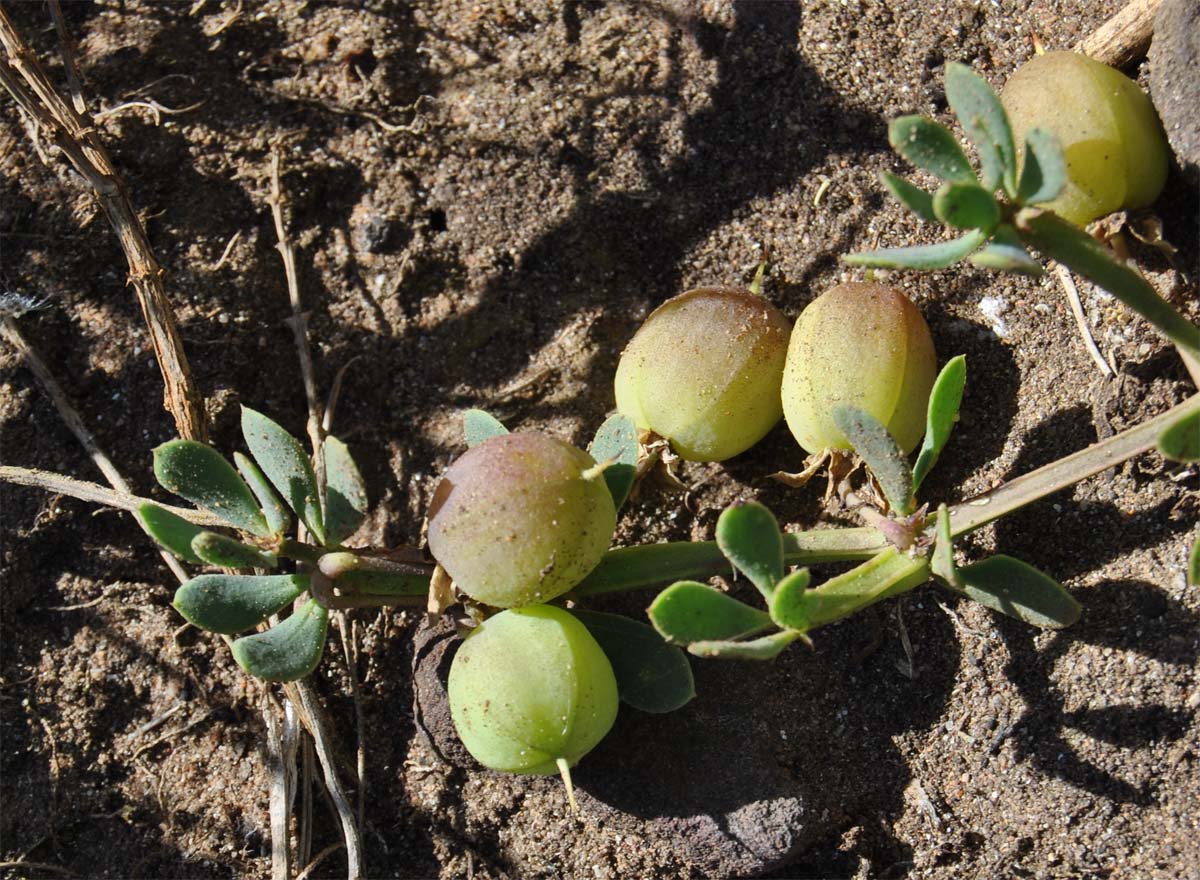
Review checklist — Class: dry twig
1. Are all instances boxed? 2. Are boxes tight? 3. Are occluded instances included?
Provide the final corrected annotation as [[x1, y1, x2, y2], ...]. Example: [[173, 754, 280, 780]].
[[1057, 267, 1115, 378], [1077, 0, 1162, 68]]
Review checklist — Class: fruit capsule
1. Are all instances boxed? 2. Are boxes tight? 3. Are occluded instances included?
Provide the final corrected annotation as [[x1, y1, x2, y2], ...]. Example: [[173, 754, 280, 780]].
[[448, 605, 619, 779], [427, 432, 616, 608], [614, 287, 791, 462], [1001, 51, 1169, 226], [781, 282, 936, 455]]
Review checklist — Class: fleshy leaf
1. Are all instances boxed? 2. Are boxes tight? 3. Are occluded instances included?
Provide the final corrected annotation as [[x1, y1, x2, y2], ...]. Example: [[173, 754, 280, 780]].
[[137, 503, 204, 563], [173, 573, 308, 635], [1016, 128, 1067, 205], [573, 609, 695, 713], [912, 355, 967, 491], [880, 171, 937, 222], [1015, 208, 1200, 360], [1189, 536, 1199, 588], [968, 224, 1044, 276], [888, 115, 975, 184], [930, 504, 960, 587], [957, 555, 1080, 629], [765, 567, 810, 629], [191, 531, 278, 569], [843, 229, 988, 270], [154, 440, 270, 538], [463, 409, 509, 447], [587, 413, 639, 510], [241, 407, 326, 545], [944, 61, 1017, 195], [687, 630, 804, 660], [770, 549, 930, 632], [234, 452, 292, 536], [323, 436, 368, 545], [231, 598, 329, 681], [933, 182, 1000, 231], [1156, 409, 1199, 462], [715, 501, 784, 600], [648, 581, 772, 644], [832, 405, 914, 514]]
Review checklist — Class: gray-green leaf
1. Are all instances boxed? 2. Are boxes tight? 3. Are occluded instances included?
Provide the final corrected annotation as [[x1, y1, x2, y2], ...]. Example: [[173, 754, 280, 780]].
[[888, 115, 975, 184], [231, 598, 329, 681], [1016, 128, 1067, 205], [1156, 409, 1199, 462], [154, 440, 271, 538], [648, 581, 772, 644], [844, 228, 988, 270], [688, 630, 803, 660], [715, 501, 784, 600], [190, 531, 278, 569], [241, 407, 325, 545], [880, 171, 937, 222], [587, 413, 639, 511], [944, 61, 1017, 196], [173, 573, 308, 635], [930, 504, 960, 587], [138, 503, 204, 563], [573, 609, 695, 713], [957, 555, 1080, 628], [933, 182, 1000, 232], [463, 409, 509, 447], [968, 224, 1044, 276], [832, 405, 914, 514], [323, 436, 368, 546], [234, 452, 292, 536], [912, 355, 967, 491]]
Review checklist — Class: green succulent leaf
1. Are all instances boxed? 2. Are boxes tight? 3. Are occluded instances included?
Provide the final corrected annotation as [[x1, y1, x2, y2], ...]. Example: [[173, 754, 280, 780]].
[[154, 440, 271, 538], [770, 549, 930, 632], [173, 573, 308, 635], [766, 567, 811, 629], [335, 568, 431, 596], [463, 409, 509, 447], [231, 598, 329, 682], [241, 407, 325, 545], [715, 501, 784, 600], [968, 224, 1044, 276], [191, 531, 278, 569], [648, 580, 772, 644], [573, 609, 695, 713], [1189, 536, 1199, 588], [1156, 409, 1199, 462], [912, 355, 967, 491], [933, 182, 1000, 231], [587, 413, 639, 510], [137, 503, 205, 563], [944, 61, 1017, 195], [956, 555, 1080, 629], [1015, 208, 1200, 360], [930, 503, 960, 587], [888, 115, 975, 184], [687, 629, 804, 660], [234, 452, 292, 536], [323, 436, 368, 546], [1016, 127, 1067, 205], [880, 171, 937, 222], [832, 405, 914, 514], [843, 228, 988, 270]]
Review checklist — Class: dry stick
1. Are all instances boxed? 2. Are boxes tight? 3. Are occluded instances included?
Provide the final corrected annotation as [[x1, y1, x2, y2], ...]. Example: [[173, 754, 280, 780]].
[[1056, 267, 1114, 378], [337, 613, 367, 832], [0, 9, 207, 441], [46, 0, 85, 115], [263, 700, 292, 880], [0, 465, 224, 528], [1077, 0, 1162, 68]]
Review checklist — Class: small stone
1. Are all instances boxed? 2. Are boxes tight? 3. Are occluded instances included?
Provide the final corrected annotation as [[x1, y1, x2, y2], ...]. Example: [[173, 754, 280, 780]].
[[1150, 0, 1200, 180]]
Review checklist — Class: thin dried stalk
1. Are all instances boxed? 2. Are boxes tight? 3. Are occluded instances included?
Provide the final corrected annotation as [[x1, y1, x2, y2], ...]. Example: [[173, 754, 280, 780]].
[[263, 699, 292, 880], [1077, 0, 1162, 68], [0, 8, 207, 441]]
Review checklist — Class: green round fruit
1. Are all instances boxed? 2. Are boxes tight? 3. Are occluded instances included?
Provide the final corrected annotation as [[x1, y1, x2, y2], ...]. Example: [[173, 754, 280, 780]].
[[448, 605, 619, 775], [1002, 50, 1169, 226], [427, 432, 616, 608], [781, 282, 937, 455], [614, 287, 791, 462]]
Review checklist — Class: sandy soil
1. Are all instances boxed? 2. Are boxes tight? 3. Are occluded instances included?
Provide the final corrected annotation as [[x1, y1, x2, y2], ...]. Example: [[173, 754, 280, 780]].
[[1, 1, 1197, 878]]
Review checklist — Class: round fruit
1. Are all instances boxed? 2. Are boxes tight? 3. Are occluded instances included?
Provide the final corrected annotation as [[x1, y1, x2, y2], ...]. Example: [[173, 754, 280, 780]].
[[1002, 51, 1169, 226], [448, 605, 619, 776], [614, 287, 791, 462], [781, 282, 937, 455], [427, 432, 616, 608]]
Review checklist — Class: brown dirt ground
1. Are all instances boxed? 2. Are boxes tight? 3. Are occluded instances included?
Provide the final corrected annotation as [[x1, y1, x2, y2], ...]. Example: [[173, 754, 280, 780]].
[[1, 1, 1197, 878]]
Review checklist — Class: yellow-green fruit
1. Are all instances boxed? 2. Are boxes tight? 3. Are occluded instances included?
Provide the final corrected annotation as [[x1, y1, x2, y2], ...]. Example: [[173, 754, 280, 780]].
[[1002, 51, 1169, 226], [448, 605, 619, 775], [614, 287, 791, 462], [427, 433, 616, 608], [781, 282, 937, 455]]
